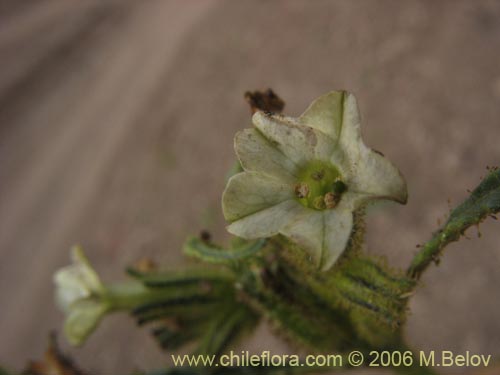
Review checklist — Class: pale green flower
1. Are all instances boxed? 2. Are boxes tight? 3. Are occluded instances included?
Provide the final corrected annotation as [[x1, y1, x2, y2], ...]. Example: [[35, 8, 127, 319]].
[[53, 246, 108, 346], [222, 91, 407, 270]]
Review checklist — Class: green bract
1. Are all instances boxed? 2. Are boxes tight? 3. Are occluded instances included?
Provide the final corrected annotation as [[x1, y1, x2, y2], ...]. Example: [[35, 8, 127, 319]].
[[222, 91, 407, 270], [53, 246, 108, 346]]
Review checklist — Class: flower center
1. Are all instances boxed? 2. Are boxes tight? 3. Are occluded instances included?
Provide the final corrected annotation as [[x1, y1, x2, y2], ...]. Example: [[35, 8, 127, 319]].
[[294, 161, 347, 210]]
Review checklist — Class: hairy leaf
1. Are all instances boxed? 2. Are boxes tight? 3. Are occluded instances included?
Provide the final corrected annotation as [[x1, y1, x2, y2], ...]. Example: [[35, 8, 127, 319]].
[[183, 237, 267, 264]]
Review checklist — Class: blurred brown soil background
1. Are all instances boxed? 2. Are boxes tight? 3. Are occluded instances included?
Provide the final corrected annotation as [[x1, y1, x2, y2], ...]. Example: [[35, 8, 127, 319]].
[[1, 1, 500, 374]]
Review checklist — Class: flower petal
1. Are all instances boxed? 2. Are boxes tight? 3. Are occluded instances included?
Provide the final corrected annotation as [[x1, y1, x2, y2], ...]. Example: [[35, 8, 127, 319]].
[[70, 246, 103, 292], [54, 268, 90, 312], [227, 199, 302, 238], [322, 209, 354, 270], [252, 111, 334, 166], [235, 128, 298, 183], [337, 93, 363, 165], [281, 208, 353, 270], [53, 247, 103, 311], [222, 172, 294, 222], [299, 90, 346, 140], [346, 146, 408, 205], [64, 299, 108, 346]]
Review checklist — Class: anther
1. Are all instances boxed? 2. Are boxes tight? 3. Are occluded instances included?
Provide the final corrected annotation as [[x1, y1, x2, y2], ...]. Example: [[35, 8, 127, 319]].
[[324, 192, 338, 209], [294, 183, 310, 198], [313, 196, 326, 210]]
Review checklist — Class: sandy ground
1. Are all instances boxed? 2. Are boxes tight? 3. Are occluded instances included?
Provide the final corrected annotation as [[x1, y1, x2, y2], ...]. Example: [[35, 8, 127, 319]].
[[1, 1, 500, 374]]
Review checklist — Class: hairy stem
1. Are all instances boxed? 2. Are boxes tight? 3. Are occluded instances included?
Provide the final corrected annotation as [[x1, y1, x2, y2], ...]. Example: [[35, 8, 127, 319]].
[[408, 168, 500, 279]]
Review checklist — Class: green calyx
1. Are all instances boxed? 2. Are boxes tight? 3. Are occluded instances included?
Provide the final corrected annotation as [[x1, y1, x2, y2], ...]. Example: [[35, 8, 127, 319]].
[[294, 160, 347, 210]]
